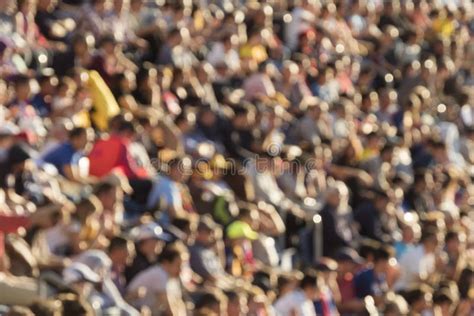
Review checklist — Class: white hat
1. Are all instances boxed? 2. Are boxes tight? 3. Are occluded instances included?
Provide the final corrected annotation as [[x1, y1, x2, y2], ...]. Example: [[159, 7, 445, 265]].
[[63, 262, 101, 284], [130, 222, 172, 242]]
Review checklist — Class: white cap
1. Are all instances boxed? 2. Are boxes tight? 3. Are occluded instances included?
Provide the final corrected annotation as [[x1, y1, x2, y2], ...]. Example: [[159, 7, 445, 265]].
[[130, 222, 172, 242]]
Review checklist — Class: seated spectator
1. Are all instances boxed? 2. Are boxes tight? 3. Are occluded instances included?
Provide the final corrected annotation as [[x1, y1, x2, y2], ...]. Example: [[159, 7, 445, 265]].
[[189, 216, 232, 288], [395, 228, 442, 291], [147, 150, 194, 219], [42, 127, 93, 183], [127, 246, 187, 316], [354, 246, 393, 302], [125, 222, 170, 283], [88, 119, 150, 179], [273, 272, 319, 316]]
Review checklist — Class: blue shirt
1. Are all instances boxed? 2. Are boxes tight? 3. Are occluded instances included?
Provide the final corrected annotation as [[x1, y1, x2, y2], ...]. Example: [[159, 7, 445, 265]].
[[354, 268, 388, 299], [147, 174, 182, 212], [42, 142, 81, 176]]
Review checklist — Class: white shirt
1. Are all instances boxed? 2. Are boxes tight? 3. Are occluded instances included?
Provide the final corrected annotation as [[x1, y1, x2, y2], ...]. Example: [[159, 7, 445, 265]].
[[273, 290, 316, 316], [127, 265, 182, 315], [394, 245, 435, 291]]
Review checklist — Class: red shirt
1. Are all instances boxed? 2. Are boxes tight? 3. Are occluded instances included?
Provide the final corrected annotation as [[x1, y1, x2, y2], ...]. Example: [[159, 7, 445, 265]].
[[88, 135, 148, 179]]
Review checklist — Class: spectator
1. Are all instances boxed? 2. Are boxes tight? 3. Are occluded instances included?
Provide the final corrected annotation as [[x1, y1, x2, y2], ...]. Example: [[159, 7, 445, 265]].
[[273, 272, 319, 316], [354, 246, 393, 302], [42, 127, 92, 183], [127, 246, 186, 316]]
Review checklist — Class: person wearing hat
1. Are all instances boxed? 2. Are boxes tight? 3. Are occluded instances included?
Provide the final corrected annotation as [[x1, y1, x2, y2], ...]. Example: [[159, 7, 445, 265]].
[[125, 222, 171, 283], [225, 208, 260, 278]]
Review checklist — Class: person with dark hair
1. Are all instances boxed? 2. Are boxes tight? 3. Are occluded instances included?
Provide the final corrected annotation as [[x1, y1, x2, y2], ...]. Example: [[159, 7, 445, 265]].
[[29, 298, 62, 316], [30, 72, 58, 117], [225, 290, 248, 316], [107, 236, 135, 295], [42, 127, 92, 182], [353, 189, 392, 242], [127, 246, 186, 316], [273, 272, 318, 316], [147, 149, 194, 219], [354, 246, 392, 300], [88, 119, 151, 180], [194, 291, 222, 315], [401, 285, 433, 316]]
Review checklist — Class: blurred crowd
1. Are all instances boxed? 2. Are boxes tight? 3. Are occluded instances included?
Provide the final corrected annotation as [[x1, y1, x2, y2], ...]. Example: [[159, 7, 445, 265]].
[[0, 0, 473, 315]]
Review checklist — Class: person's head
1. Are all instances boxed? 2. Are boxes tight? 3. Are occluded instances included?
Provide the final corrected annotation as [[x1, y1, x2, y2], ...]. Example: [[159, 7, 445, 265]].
[[167, 155, 191, 182], [232, 106, 253, 129], [69, 127, 92, 151], [383, 293, 409, 316], [420, 228, 439, 253], [17, 0, 35, 14], [444, 229, 464, 255], [107, 236, 135, 267], [72, 34, 89, 55], [117, 120, 137, 140], [56, 293, 94, 316], [402, 285, 432, 313], [167, 28, 182, 46], [93, 182, 118, 211], [195, 216, 216, 247], [373, 246, 392, 274], [401, 222, 420, 243], [226, 291, 248, 316], [14, 75, 31, 101], [198, 106, 217, 127], [238, 207, 259, 229], [158, 246, 183, 278], [373, 190, 390, 211], [75, 195, 103, 225], [195, 292, 223, 315], [37, 74, 58, 95], [99, 35, 118, 55], [29, 299, 62, 316], [433, 289, 454, 316], [300, 271, 319, 300], [380, 143, 395, 162], [334, 247, 364, 274], [325, 185, 341, 208], [91, 0, 106, 14]]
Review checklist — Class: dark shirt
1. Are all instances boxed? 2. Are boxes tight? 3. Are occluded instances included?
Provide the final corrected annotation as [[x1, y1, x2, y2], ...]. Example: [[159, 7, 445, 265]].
[[353, 201, 385, 242], [30, 93, 51, 117], [320, 204, 350, 257], [354, 268, 387, 299], [189, 241, 224, 279], [125, 250, 153, 284]]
